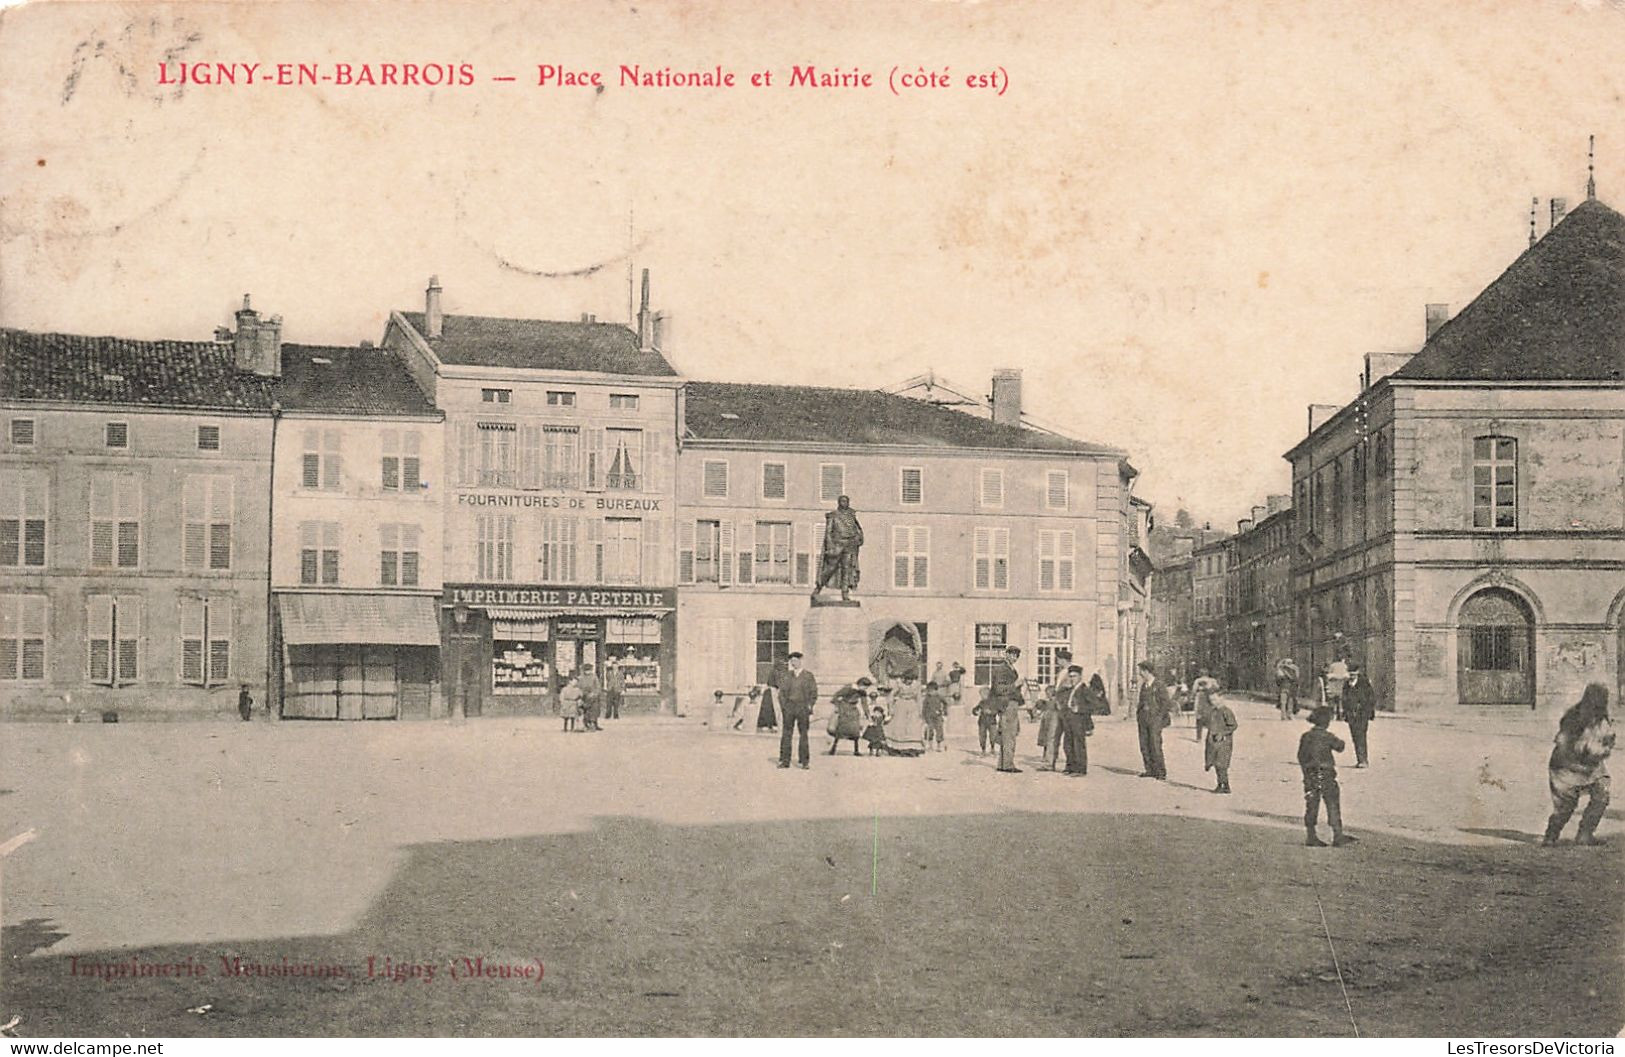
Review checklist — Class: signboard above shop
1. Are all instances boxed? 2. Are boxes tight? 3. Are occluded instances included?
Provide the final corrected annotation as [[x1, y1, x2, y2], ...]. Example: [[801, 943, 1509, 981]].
[[444, 583, 676, 612]]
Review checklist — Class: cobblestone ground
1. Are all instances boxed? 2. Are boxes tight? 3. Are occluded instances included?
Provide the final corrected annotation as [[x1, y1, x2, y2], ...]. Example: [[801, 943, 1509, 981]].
[[1, 696, 1619, 1036]]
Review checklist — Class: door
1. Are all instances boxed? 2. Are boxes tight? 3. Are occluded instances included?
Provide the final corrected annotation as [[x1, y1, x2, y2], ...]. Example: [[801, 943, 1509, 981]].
[[1458, 588, 1535, 707], [284, 646, 339, 719]]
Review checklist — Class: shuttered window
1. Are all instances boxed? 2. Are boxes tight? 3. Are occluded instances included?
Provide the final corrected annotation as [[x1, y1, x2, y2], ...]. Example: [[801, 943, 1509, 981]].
[[762, 462, 787, 501], [1045, 470, 1068, 510], [978, 468, 1004, 508], [1038, 529, 1075, 592], [180, 597, 232, 685], [476, 515, 514, 581], [0, 469, 47, 568], [90, 473, 141, 569], [0, 594, 47, 681], [900, 467, 923, 505], [702, 460, 729, 499], [892, 526, 929, 588], [182, 475, 233, 570], [87, 595, 141, 685], [973, 527, 1010, 591], [820, 463, 845, 503]]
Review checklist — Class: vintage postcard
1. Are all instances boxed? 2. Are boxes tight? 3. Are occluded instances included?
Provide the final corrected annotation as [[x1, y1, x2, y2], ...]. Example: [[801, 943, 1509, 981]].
[[0, 0, 1621, 1043]]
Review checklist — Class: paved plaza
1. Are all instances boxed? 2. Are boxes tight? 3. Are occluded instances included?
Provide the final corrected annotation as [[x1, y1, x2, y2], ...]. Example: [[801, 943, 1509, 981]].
[[1, 697, 1619, 1036]]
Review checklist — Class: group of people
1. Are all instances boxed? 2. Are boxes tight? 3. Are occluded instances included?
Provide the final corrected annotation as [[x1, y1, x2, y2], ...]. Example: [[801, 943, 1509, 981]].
[[557, 660, 627, 733]]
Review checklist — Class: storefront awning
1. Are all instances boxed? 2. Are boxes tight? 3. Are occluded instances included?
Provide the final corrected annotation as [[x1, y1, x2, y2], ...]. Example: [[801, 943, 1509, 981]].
[[278, 594, 441, 646]]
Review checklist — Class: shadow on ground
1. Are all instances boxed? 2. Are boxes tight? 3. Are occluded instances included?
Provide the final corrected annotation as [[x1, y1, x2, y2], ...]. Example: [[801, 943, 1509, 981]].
[[5, 812, 1620, 1037]]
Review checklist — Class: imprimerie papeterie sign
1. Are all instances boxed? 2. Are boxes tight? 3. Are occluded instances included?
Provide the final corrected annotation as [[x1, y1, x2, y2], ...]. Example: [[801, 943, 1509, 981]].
[[444, 584, 676, 610], [455, 493, 663, 513]]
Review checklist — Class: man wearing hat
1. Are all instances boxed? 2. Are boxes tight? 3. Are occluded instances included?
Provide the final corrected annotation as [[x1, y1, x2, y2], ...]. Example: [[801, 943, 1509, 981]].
[[1342, 662, 1377, 768], [991, 646, 1026, 773], [1135, 660, 1172, 779], [777, 652, 819, 769]]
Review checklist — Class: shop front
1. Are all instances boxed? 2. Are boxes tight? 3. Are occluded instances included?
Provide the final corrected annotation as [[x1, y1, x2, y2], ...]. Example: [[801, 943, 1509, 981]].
[[442, 583, 676, 717], [275, 593, 442, 720]]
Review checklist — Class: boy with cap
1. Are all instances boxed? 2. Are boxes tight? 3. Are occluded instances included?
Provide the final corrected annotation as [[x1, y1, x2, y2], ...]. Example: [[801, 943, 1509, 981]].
[[1298, 706, 1357, 847]]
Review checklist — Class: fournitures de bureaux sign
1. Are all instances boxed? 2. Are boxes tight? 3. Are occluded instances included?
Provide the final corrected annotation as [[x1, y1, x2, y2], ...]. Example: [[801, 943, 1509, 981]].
[[443, 584, 677, 611]]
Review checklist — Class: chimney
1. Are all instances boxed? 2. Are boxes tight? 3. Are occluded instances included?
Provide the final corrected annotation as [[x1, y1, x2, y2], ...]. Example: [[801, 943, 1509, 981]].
[[651, 310, 669, 353], [1252, 504, 1268, 525], [425, 276, 443, 339], [1425, 303, 1449, 341], [1364, 350, 1414, 389], [230, 295, 281, 378], [1267, 493, 1290, 515], [637, 269, 652, 351], [1550, 197, 1568, 229], [1238, 518, 1254, 534], [990, 368, 1023, 427], [1308, 403, 1340, 433]]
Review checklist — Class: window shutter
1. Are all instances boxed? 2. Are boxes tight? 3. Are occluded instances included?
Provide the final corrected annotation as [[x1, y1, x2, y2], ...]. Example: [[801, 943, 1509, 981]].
[[1059, 530, 1075, 591], [587, 517, 604, 582], [1047, 471, 1068, 510], [208, 477, 232, 570], [182, 476, 205, 568], [322, 430, 342, 490], [20, 596, 45, 680], [718, 520, 735, 585], [117, 597, 141, 683], [736, 520, 755, 584], [913, 527, 929, 588], [87, 596, 113, 683], [794, 523, 812, 586], [892, 525, 909, 587], [645, 429, 666, 493], [994, 528, 1010, 589], [520, 425, 540, 489], [678, 519, 696, 585], [973, 528, 990, 590], [180, 597, 204, 683], [208, 598, 233, 683], [584, 427, 605, 489]]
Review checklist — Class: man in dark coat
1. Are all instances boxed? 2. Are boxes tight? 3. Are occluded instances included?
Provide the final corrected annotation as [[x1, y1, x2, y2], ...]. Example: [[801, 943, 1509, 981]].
[[1134, 660, 1172, 780], [1342, 663, 1378, 768], [991, 646, 1025, 773], [777, 652, 819, 770], [1054, 665, 1093, 775]]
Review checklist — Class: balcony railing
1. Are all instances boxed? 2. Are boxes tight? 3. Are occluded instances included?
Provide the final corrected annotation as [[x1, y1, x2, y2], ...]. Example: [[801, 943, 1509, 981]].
[[606, 471, 641, 490]]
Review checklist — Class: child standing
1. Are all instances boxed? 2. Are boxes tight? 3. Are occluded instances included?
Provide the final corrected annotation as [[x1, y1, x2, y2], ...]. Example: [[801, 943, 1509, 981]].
[[862, 702, 889, 757], [1205, 695, 1238, 794], [1298, 706, 1356, 846], [922, 680, 948, 752], [560, 677, 583, 732], [973, 688, 997, 756]]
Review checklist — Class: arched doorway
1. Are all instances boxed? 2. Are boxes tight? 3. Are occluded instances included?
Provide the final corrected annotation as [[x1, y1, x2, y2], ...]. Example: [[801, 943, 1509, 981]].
[[1457, 588, 1535, 707]]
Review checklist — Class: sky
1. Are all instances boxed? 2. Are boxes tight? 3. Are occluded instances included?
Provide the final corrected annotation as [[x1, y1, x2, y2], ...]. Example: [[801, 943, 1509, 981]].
[[2, 0, 1622, 528]]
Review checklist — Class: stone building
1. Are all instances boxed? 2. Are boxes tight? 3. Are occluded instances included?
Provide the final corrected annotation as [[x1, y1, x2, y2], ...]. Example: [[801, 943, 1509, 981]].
[[268, 339, 445, 720], [380, 276, 683, 717], [1191, 534, 1231, 679], [1148, 539, 1194, 679], [1230, 496, 1293, 693], [674, 373, 1143, 709], [0, 311, 278, 718], [1286, 196, 1624, 713]]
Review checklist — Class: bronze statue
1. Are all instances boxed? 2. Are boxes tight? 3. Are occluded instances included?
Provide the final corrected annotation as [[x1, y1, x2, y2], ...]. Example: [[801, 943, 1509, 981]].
[[812, 495, 864, 603]]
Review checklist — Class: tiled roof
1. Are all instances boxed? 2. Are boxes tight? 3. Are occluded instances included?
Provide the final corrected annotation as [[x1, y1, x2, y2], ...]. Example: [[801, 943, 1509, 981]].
[[399, 312, 680, 376], [274, 344, 438, 416], [1394, 199, 1624, 383], [684, 381, 1118, 453], [0, 328, 275, 411]]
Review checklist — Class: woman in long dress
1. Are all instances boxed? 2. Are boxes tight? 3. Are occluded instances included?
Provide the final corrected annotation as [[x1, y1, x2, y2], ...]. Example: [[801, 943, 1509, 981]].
[[827, 679, 870, 755], [755, 685, 778, 732], [883, 673, 927, 752]]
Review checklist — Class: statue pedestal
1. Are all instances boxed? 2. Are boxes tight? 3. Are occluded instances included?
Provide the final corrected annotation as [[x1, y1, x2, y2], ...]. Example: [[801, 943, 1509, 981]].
[[803, 603, 868, 711]]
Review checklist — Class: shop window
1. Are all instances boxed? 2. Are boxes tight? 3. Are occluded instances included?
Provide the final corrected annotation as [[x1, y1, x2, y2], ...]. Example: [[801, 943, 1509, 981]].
[[0, 594, 47, 681], [90, 472, 141, 569], [180, 597, 232, 685], [606, 617, 661, 693], [0, 469, 47, 568], [755, 620, 790, 684], [1036, 623, 1073, 685], [1472, 436, 1517, 530], [973, 623, 1008, 686]]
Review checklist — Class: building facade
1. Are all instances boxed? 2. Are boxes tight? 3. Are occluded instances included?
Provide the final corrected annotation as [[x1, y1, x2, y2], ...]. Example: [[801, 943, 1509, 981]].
[[0, 321, 276, 718], [268, 339, 446, 720], [675, 378, 1141, 709], [1230, 497, 1293, 693], [1287, 196, 1624, 714], [381, 276, 683, 717], [1148, 544, 1193, 680]]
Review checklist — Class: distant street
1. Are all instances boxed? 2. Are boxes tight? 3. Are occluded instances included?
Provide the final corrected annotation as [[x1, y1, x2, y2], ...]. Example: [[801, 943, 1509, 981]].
[[2, 696, 1619, 1036]]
